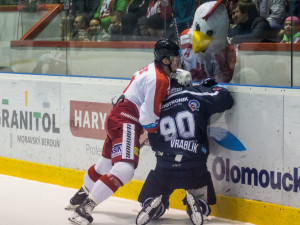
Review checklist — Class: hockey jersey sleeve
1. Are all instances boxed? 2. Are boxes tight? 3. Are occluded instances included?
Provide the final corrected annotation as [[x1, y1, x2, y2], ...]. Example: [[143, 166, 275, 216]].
[[192, 85, 234, 117], [140, 70, 169, 133]]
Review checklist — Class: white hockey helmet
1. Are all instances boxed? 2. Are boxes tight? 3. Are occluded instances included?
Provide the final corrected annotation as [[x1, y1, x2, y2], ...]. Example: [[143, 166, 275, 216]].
[[171, 69, 192, 87]]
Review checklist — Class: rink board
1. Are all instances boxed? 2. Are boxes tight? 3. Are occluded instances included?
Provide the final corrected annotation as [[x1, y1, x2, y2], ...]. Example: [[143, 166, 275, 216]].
[[0, 73, 300, 225]]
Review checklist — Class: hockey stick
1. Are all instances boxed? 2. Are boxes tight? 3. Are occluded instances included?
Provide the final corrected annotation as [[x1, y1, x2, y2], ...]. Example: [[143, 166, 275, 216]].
[[140, 137, 149, 148], [168, 0, 181, 46]]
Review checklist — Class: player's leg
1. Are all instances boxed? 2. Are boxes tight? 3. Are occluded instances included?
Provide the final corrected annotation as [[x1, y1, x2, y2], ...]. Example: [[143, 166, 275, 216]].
[[69, 120, 141, 224], [65, 185, 89, 211], [68, 196, 98, 225], [69, 162, 134, 225], [136, 170, 170, 225], [183, 170, 216, 225], [185, 190, 204, 225], [136, 195, 164, 225], [65, 138, 113, 210], [185, 171, 216, 219], [186, 187, 211, 217]]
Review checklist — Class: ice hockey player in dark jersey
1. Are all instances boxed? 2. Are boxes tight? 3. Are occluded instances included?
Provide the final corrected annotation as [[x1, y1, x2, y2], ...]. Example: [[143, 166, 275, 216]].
[[135, 69, 234, 225]]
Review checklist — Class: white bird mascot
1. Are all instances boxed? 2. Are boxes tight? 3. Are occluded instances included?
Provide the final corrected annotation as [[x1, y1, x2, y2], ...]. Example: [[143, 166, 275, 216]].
[[180, 0, 236, 83]]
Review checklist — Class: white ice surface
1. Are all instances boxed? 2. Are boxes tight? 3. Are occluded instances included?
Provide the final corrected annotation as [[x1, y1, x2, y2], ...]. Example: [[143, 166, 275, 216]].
[[0, 174, 253, 225]]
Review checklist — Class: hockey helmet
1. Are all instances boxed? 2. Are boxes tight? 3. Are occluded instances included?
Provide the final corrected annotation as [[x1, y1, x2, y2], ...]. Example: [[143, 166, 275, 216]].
[[154, 39, 181, 62], [171, 69, 192, 87]]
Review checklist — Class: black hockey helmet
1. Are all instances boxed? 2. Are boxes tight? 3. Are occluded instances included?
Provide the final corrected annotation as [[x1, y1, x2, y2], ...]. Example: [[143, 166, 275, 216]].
[[154, 39, 181, 62]]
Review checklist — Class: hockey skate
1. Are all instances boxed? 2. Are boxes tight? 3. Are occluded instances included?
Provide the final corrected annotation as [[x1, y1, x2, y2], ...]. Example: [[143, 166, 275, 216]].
[[186, 191, 203, 225], [68, 197, 97, 225], [136, 195, 163, 225], [65, 186, 89, 210], [197, 198, 211, 217]]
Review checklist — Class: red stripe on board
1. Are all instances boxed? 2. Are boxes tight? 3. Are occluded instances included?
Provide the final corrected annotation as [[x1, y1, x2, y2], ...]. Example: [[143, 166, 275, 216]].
[[0, 6, 18, 12], [238, 43, 300, 51], [10, 40, 156, 49]]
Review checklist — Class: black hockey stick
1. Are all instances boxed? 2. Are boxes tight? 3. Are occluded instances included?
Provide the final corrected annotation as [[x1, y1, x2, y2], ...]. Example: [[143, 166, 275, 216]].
[[167, 0, 181, 46], [140, 137, 149, 148]]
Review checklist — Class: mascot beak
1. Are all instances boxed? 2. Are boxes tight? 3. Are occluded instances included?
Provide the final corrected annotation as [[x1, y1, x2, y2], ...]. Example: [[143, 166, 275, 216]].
[[192, 31, 213, 53]]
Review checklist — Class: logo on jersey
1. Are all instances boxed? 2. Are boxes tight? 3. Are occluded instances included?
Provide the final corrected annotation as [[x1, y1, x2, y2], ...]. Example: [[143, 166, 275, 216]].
[[122, 123, 134, 160], [112, 143, 122, 158], [189, 100, 200, 111], [201, 147, 207, 154]]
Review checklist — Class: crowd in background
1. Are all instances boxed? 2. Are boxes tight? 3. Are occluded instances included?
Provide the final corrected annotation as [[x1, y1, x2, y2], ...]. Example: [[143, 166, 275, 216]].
[[1, 0, 300, 43]]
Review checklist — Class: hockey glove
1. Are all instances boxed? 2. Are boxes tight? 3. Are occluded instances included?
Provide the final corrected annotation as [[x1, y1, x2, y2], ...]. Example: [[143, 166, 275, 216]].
[[199, 77, 218, 88], [111, 94, 124, 107]]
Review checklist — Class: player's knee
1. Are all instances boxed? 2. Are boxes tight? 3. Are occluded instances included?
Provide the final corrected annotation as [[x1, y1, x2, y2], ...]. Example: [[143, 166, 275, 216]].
[[110, 162, 134, 185], [87, 164, 100, 182], [94, 157, 112, 174], [100, 173, 124, 193]]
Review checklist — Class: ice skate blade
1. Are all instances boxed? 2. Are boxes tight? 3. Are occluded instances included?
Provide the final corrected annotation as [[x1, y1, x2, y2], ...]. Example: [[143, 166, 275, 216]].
[[65, 203, 78, 211], [136, 195, 162, 225], [68, 212, 90, 225]]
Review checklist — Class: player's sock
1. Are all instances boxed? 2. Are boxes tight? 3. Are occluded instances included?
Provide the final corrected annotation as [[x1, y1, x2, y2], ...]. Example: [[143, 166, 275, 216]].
[[65, 186, 89, 210], [136, 195, 163, 225], [68, 196, 97, 225]]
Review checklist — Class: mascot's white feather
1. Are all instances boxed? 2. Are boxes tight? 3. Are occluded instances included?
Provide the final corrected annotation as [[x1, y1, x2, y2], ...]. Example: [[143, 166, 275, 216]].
[[191, 1, 229, 55], [180, 0, 235, 83]]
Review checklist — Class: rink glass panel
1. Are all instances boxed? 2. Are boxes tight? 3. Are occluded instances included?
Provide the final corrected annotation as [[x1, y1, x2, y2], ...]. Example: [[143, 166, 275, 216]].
[[0, 2, 299, 86]]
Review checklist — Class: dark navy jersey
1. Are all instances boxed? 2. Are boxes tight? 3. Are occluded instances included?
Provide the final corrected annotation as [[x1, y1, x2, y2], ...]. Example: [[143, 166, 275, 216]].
[[148, 85, 234, 169]]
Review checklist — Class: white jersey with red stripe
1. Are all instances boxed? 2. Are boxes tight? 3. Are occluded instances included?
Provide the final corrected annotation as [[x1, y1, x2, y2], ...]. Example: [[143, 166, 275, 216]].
[[123, 62, 170, 132]]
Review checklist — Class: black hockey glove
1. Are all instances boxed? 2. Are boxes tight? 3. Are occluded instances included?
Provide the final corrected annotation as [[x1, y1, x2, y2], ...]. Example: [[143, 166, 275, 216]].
[[199, 77, 218, 88], [111, 94, 125, 107]]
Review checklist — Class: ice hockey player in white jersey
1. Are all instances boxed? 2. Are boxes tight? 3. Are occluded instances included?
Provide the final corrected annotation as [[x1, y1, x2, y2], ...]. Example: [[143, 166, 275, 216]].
[[136, 69, 234, 225], [66, 39, 181, 225]]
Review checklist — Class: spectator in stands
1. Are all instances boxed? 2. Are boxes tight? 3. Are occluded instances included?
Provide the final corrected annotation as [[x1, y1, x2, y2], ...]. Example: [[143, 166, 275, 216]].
[[70, 0, 100, 19], [126, 0, 149, 18], [72, 13, 89, 41], [288, 0, 300, 18], [146, 0, 172, 21], [136, 16, 150, 36], [94, 0, 128, 32], [145, 13, 176, 41], [171, 0, 199, 34], [121, 0, 150, 38], [228, 0, 271, 44], [146, 14, 166, 40], [121, 12, 139, 40], [108, 11, 140, 41], [59, 15, 75, 41], [279, 16, 300, 43], [17, 0, 38, 12], [251, 0, 286, 29], [87, 18, 111, 41], [108, 10, 123, 40], [85, 0, 101, 19]]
